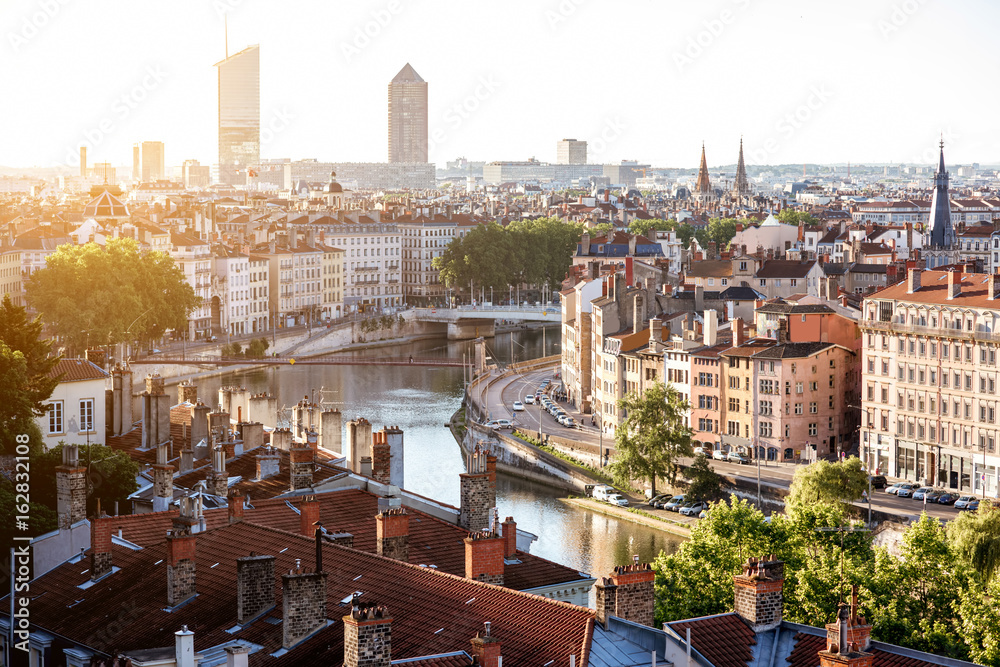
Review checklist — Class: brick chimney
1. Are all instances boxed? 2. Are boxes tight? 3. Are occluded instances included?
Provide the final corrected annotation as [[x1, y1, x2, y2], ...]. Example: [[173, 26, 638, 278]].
[[733, 317, 746, 346], [207, 445, 228, 496], [343, 602, 392, 667], [142, 374, 172, 449], [56, 444, 86, 529], [733, 555, 784, 632], [228, 491, 245, 524], [501, 517, 517, 558], [300, 496, 320, 537], [826, 585, 872, 652], [166, 527, 197, 607], [906, 267, 922, 293], [459, 445, 496, 532], [237, 554, 275, 624], [464, 531, 505, 586], [470, 621, 502, 667], [281, 563, 328, 649], [948, 269, 962, 299], [594, 559, 656, 628], [371, 431, 391, 485], [255, 445, 280, 480], [178, 381, 198, 405], [90, 511, 115, 581], [818, 603, 873, 667], [375, 508, 409, 561], [290, 445, 315, 491]]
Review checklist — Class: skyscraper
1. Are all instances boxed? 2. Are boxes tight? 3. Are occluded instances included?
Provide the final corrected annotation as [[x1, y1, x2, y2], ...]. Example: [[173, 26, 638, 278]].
[[556, 139, 587, 164], [134, 141, 165, 182], [215, 44, 260, 186], [388, 63, 428, 163]]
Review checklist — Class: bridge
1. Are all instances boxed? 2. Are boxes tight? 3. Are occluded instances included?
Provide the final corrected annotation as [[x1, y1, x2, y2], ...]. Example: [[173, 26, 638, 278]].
[[142, 355, 471, 367], [410, 305, 561, 339]]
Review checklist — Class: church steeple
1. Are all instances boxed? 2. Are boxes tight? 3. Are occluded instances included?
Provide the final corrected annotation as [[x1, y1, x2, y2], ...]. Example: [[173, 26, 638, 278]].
[[927, 136, 955, 254], [733, 137, 749, 197], [695, 142, 711, 194]]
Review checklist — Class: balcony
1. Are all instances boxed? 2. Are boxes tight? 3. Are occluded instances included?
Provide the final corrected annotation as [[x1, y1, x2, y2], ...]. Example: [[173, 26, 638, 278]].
[[353, 265, 379, 273], [862, 319, 1000, 343]]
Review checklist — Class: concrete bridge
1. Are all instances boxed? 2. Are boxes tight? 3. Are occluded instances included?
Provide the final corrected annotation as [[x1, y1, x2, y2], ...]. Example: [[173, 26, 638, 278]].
[[409, 305, 561, 339]]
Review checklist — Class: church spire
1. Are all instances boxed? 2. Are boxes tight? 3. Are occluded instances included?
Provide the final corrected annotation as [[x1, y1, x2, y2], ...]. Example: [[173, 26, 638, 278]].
[[695, 142, 711, 194], [733, 137, 749, 197], [927, 136, 954, 255]]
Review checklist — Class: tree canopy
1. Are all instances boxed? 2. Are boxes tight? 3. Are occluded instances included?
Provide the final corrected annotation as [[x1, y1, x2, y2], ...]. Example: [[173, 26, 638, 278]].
[[778, 209, 820, 226], [33, 443, 139, 517], [0, 294, 60, 417], [786, 457, 869, 511], [610, 382, 692, 495], [628, 217, 673, 238], [25, 238, 200, 354]]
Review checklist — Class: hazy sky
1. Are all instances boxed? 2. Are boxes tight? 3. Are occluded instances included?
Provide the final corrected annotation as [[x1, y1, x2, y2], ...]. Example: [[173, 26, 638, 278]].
[[3, 0, 997, 171]]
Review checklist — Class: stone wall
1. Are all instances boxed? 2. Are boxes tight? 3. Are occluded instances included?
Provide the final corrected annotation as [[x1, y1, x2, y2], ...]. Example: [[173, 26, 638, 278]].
[[459, 472, 492, 531], [166, 532, 197, 606], [611, 566, 655, 627], [344, 614, 392, 667], [282, 571, 328, 648], [734, 577, 783, 631], [376, 509, 409, 561], [56, 466, 86, 529], [237, 555, 275, 624]]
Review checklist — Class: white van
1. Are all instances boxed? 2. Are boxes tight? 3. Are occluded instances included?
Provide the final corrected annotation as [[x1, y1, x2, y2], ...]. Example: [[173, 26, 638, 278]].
[[591, 485, 616, 502]]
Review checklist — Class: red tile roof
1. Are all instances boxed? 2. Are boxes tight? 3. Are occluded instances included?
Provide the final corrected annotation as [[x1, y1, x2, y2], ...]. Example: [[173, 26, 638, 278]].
[[48, 358, 109, 382], [172, 447, 348, 499], [668, 613, 755, 667], [787, 632, 943, 667], [25, 521, 594, 666], [391, 653, 473, 666]]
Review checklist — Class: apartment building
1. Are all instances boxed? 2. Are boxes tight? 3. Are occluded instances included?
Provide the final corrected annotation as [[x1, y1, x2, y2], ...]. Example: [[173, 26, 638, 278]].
[[248, 254, 270, 333], [320, 242, 345, 319], [213, 247, 253, 336], [0, 244, 22, 307], [860, 268, 1000, 497], [169, 232, 213, 339], [398, 214, 477, 306]]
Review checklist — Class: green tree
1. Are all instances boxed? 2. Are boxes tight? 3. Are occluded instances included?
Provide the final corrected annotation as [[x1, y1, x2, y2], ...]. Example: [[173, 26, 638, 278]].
[[956, 576, 1000, 667], [949, 502, 1000, 583], [786, 457, 868, 511], [675, 223, 697, 247], [610, 382, 692, 495], [628, 217, 672, 238], [246, 337, 270, 359], [591, 222, 613, 236], [684, 454, 723, 501], [777, 209, 819, 226], [0, 294, 60, 418], [0, 479, 57, 544], [32, 443, 139, 517], [0, 343, 45, 454], [705, 218, 740, 249], [25, 238, 200, 354]]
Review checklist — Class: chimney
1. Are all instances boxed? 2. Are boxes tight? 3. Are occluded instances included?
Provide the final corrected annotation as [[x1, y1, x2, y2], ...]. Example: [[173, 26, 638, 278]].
[[270, 427, 293, 451], [142, 374, 171, 449], [464, 531, 505, 585], [501, 517, 517, 558], [343, 603, 392, 667], [375, 508, 409, 561], [470, 622, 502, 667], [818, 603, 873, 667], [255, 445, 280, 480], [178, 381, 198, 405], [733, 555, 785, 632], [225, 645, 250, 667], [371, 431, 391, 484], [906, 267, 922, 293], [281, 565, 328, 649], [777, 319, 790, 344], [228, 491, 245, 524], [649, 318, 663, 345], [346, 418, 373, 474], [90, 510, 114, 581], [300, 496, 320, 537], [990, 274, 1000, 301], [111, 367, 133, 437], [319, 409, 342, 453], [56, 444, 86, 529], [694, 284, 704, 312], [180, 447, 194, 473], [581, 232, 591, 256], [237, 554, 275, 624], [166, 527, 197, 607], [733, 317, 746, 346], [625, 255, 634, 287], [595, 559, 656, 628], [704, 309, 718, 347], [290, 445, 315, 491], [190, 401, 211, 452], [632, 292, 645, 334], [460, 445, 496, 531], [152, 455, 175, 513], [175, 626, 195, 667], [825, 585, 872, 653], [238, 421, 265, 451], [948, 269, 962, 299]]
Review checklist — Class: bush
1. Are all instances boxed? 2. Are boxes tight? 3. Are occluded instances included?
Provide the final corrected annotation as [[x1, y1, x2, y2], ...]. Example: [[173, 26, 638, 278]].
[[245, 337, 270, 358]]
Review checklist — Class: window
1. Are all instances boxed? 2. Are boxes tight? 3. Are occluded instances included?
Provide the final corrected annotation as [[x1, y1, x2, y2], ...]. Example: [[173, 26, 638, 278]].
[[808, 423, 818, 437], [759, 401, 773, 416], [809, 381, 818, 391], [810, 401, 818, 414], [795, 403, 803, 414], [48, 401, 63, 434], [796, 382, 804, 394], [729, 397, 740, 412], [760, 422, 772, 438], [80, 399, 94, 433]]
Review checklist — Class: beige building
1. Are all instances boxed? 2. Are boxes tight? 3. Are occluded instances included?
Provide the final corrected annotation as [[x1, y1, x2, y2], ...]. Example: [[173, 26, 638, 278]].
[[860, 268, 1000, 497], [0, 244, 22, 307], [321, 243, 345, 319]]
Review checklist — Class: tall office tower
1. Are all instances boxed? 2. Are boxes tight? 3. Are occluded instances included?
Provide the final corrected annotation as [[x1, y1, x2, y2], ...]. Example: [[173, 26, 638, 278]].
[[215, 44, 260, 185], [388, 63, 428, 163], [133, 144, 141, 181], [79, 147, 87, 177], [139, 141, 165, 182], [556, 139, 587, 164]]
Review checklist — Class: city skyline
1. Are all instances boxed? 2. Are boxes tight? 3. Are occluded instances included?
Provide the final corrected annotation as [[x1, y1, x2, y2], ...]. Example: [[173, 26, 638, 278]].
[[3, 0, 999, 171]]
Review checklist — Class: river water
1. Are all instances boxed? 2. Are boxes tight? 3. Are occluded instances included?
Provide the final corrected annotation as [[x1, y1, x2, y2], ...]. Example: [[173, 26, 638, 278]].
[[183, 327, 683, 579]]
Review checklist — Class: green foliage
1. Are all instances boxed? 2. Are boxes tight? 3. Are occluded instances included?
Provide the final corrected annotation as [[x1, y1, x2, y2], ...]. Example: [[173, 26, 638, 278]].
[[628, 217, 672, 238], [25, 238, 200, 354], [703, 218, 740, 249], [591, 223, 614, 236], [949, 502, 1000, 583], [675, 223, 697, 247], [610, 382, 692, 494], [956, 575, 1000, 667], [0, 478, 57, 544], [684, 454, 723, 501], [0, 343, 42, 455], [32, 443, 139, 517], [0, 294, 60, 418], [786, 457, 868, 511], [777, 209, 819, 226], [222, 342, 243, 357], [245, 337, 270, 359]]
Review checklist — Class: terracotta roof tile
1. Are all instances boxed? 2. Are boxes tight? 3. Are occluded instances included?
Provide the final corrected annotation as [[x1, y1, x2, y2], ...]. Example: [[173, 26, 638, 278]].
[[48, 358, 109, 382], [787, 633, 945, 667], [668, 613, 755, 667]]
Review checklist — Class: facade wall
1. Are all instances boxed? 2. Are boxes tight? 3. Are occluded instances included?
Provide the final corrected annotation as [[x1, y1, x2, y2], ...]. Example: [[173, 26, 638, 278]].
[[38, 379, 107, 449]]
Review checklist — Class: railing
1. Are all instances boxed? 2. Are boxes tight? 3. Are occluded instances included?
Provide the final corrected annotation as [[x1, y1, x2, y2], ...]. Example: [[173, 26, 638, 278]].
[[862, 319, 1000, 343]]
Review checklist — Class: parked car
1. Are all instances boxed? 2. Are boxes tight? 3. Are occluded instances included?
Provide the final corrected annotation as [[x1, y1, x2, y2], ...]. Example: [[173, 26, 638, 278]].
[[606, 493, 629, 507], [512, 401, 524, 412], [923, 489, 946, 503], [885, 482, 905, 495], [693, 446, 707, 456], [726, 451, 750, 465], [713, 449, 728, 461], [561, 416, 576, 428], [964, 499, 981, 512], [911, 486, 936, 501], [648, 494, 671, 507], [936, 492, 958, 505], [524, 395, 534, 405], [486, 419, 513, 430], [954, 495, 978, 510], [680, 501, 708, 517], [869, 475, 888, 490], [895, 483, 917, 498], [591, 485, 617, 502], [699, 508, 709, 519], [662, 495, 687, 511]]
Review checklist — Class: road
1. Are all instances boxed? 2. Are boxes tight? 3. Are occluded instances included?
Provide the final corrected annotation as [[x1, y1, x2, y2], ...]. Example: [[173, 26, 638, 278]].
[[481, 367, 963, 523]]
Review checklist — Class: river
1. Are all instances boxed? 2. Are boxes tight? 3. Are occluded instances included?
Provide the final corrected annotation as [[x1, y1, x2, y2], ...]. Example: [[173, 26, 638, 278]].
[[181, 327, 684, 579]]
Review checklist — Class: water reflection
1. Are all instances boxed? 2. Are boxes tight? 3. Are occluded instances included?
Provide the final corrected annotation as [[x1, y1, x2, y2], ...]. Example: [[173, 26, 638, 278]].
[[185, 327, 683, 576]]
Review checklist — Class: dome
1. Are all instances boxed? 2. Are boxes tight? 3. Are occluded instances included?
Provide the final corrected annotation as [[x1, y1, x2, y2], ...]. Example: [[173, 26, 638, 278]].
[[326, 171, 342, 194]]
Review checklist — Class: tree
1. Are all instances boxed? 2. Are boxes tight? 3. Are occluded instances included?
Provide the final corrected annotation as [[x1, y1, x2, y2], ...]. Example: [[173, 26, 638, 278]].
[[628, 217, 672, 238], [25, 238, 200, 354], [32, 443, 139, 517], [0, 343, 45, 454], [949, 502, 1000, 583], [0, 479, 57, 545], [675, 223, 697, 247], [610, 382, 692, 495], [684, 454, 723, 501], [591, 222, 613, 236], [786, 457, 868, 511], [0, 294, 60, 417], [246, 337, 270, 358], [778, 209, 819, 227], [705, 218, 739, 249]]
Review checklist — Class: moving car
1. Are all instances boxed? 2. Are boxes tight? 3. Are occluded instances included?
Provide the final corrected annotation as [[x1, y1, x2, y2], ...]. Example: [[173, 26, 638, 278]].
[[726, 451, 750, 465], [524, 395, 534, 405], [661, 495, 687, 511], [954, 495, 977, 510], [512, 401, 524, 412], [606, 493, 629, 507], [713, 449, 728, 461]]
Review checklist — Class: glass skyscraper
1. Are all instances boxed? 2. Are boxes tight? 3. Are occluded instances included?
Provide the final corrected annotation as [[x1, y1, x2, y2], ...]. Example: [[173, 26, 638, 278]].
[[215, 45, 260, 186]]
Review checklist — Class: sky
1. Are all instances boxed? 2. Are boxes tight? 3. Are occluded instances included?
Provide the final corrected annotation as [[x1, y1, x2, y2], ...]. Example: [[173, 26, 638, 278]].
[[2, 0, 998, 171]]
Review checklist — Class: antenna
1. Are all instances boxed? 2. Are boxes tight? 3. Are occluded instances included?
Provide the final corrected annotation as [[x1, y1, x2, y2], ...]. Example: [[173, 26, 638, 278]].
[[816, 525, 871, 603]]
